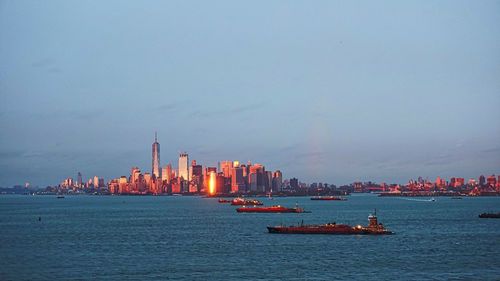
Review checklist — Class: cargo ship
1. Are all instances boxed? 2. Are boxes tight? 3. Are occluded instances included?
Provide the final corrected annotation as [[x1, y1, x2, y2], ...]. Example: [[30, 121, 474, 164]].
[[230, 197, 264, 206], [479, 212, 500, 218], [267, 211, 393, 235], [236, 204, 306, 213], [310, 196, 347, 201]]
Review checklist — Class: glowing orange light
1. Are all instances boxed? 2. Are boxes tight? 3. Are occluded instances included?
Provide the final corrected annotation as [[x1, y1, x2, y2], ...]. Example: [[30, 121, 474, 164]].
[[209, 171, 216, 195]]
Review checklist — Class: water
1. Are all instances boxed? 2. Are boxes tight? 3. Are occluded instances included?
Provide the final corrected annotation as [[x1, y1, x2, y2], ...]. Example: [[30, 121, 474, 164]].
[[1, 195, 499, 280]]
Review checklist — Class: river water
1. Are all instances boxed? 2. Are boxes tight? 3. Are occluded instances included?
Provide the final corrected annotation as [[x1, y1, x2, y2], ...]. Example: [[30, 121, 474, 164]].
[[1, 194, 499, 280]]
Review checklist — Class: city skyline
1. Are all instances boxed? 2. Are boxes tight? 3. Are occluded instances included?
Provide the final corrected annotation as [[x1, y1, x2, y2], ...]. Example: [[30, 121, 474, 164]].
[[33, 130, 499, 197], [1, 1, 499, 187], [0, 128, 499, 187], [34, 134, 500, 194]]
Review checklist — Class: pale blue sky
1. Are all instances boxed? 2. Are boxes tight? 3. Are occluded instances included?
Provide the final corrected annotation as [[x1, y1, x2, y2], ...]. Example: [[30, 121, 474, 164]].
[[1, 1, 499, 187]]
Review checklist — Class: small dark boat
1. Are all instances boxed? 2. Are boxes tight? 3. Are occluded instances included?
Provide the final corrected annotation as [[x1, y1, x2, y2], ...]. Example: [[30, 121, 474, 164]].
[[479, 212, 500, 218], [57, 195, 65, 199]]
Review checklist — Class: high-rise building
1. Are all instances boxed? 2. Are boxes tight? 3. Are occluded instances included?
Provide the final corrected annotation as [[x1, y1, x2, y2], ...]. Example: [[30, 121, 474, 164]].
[[220, 161, 233, 178], [93, 176, 100, 188], [77, 172, 82, 188], [231, 166, 245, 193], [248, 164, 265, 192], [265, 171, 273, 192], [152, 132, 161, 179], [479, 175, 486, 186], [191, 163, 203, 193], [178, 153, 189, 181], [130, 167, 141, 183], [249, 173, 258, 192], [208, 171, 216, 195], [162, 164, 172, 183], [144, 172, 152, 190], [487, 175, 497, 188], [272, 170, 283, 192]]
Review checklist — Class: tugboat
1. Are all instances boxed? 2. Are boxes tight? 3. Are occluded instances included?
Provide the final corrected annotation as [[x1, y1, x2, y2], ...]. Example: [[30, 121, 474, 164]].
[[218, 198, 231, 203], [267, 210, 393, 235], [231, 197, 263, 206], [237, 204, 306, 213], [479, 212, 500, 218], [310, 196, 347, 201]]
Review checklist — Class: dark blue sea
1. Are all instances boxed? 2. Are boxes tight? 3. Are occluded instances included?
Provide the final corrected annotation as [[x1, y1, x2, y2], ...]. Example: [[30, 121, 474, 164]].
[[1, 194, 499, 280]]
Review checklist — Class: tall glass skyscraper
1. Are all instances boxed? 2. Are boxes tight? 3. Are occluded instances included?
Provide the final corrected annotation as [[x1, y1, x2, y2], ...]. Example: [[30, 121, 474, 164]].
[[178, 153, 189, 181], [152, 132, 160, 179]]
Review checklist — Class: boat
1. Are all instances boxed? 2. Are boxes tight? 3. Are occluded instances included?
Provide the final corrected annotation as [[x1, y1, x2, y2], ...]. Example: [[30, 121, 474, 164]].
[[237, 204, 306, 213], [310, 196, 347, 201], [479, 212, 500, 218], [230, 197, 263, 206], [218, 198, 231, 203], [430, 197, 436, 202], [267, 211, 393, 235], [57, 195, 65, 199], [451, 196, 463, 199]]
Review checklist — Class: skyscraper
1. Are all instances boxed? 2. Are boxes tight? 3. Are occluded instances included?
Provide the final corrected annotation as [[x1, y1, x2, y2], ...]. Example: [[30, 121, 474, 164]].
[[231, 166, 245, 193], [220, 161, 233, 178], [77, 172, 82, 188], [162, 164, 172, 183], [152, 132, 160, 179], [178, 153, 189, 181], [272, 170, 283, 192]]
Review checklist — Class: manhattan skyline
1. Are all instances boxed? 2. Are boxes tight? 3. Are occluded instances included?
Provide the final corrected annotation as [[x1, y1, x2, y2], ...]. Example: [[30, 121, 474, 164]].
[[1, 1, 499, 187]]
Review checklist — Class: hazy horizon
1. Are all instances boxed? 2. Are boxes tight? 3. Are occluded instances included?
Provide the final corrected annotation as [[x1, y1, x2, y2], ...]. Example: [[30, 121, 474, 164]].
[[1, 1, 499, 187]]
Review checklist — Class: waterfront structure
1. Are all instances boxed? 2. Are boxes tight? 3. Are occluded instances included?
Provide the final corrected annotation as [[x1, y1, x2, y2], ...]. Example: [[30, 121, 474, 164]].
[[178, 153, 189, 181], [152, 132, 160, 179]]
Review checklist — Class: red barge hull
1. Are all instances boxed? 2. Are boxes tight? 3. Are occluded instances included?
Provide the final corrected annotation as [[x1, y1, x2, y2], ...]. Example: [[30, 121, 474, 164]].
[[267, 225, 392, 235], [310, 196, 347, 201], [267, 212, 393, 235], [237, 206, 305, 213]]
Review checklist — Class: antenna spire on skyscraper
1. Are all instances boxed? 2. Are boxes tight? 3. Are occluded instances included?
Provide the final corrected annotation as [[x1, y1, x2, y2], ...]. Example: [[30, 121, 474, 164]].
[[155, 131, 157, 142]]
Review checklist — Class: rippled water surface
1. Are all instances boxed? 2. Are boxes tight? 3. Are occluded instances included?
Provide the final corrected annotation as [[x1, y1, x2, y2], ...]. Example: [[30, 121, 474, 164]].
[[1, 195, 499, 280]]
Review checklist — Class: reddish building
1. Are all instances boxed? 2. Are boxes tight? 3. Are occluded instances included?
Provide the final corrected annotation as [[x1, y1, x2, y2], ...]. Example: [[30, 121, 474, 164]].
[[487, 175, 497, 188]]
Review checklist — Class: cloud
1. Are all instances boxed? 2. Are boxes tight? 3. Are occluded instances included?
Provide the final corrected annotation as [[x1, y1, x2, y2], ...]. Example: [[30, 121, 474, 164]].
[[189, 101, 267, 118], [481, 146, 500, 154], [155, 103, 179, 111], [0, 150, 25, 158], [31, 58, 55, 68], [29, 110, 102, 121], [47, 67, 62, 74], [31, 58, 63, 74]]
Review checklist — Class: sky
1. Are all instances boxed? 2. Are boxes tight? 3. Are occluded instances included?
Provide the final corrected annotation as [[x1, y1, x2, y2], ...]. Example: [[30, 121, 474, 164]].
[[0, 0, 499, 187]]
